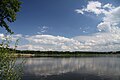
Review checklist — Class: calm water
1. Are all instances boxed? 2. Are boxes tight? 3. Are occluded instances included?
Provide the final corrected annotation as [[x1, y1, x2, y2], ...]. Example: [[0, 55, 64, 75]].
[[19, 57, 120, 80]]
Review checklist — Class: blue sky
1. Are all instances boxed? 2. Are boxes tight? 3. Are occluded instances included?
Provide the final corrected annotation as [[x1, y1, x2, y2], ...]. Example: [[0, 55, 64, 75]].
[[0, 0, 120, 51], [9, 0, 93, 37], [9, 0, 118, 37]]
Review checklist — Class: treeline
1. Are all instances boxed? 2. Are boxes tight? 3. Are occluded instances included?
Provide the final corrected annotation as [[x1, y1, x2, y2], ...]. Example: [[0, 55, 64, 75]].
[[15, 50, 120, 54], [14, 50, 120, 57], [1, 47, 120, 57], [1, 47, 119, 55]]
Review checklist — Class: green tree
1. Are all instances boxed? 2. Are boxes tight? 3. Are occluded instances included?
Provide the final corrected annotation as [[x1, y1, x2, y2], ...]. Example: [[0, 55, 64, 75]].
[[0, 0, 23, 80], [0, 0, 21, 33]]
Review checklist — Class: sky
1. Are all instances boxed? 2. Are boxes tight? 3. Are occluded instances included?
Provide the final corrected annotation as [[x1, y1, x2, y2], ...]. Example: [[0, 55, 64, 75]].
[[0, 0, 120, 52]]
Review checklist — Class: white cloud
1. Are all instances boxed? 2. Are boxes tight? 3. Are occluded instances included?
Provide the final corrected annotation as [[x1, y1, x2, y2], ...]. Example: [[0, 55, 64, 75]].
[[22, 35, 83, 51], [85, 1, 102, 15], [16, 32, 120, 52], [103, 3, 115, 10], [74, 1, 120, 51], [74, 32, 120, 51], [75, 9, 84, 14], [97, 7, 120, 33], [37, 26, 49, 34], [75, 1, 115, 15], [1, 32, 120, 52]]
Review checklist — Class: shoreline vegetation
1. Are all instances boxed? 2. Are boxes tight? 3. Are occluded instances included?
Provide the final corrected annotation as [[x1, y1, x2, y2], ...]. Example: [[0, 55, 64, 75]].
[[14, 50, 120, 58], [2, 48, 119, 57]]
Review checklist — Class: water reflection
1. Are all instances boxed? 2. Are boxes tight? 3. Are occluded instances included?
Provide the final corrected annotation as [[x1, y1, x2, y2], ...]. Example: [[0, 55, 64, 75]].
[[21, 57, 120, 80]]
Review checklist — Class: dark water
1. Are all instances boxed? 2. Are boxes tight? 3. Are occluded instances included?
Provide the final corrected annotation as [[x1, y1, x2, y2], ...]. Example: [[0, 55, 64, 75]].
[[19, 57, 120, 80]]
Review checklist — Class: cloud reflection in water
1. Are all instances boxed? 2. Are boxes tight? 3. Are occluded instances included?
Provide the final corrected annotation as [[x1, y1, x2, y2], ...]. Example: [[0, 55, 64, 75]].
[[23, 58, 120, 77]]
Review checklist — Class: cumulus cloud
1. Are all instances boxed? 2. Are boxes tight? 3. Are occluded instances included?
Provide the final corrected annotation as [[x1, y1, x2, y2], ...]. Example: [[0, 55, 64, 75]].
[[0, 32, 120, 51], [97, 7, 120, 32], [18, 35, 85, 51], [75, 1, 115, 15], [74, 1, 120, 51], [0, 33, 91, 51], [74, 32, 120, 51]]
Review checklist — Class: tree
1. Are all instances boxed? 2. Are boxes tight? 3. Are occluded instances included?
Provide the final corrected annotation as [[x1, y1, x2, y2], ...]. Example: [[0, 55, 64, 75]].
[[0, 0, 23, 80], [0, 0, 21, 33]]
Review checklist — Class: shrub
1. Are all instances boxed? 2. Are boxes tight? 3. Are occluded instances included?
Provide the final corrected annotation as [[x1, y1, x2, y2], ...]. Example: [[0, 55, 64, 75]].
[[0, 34, 24, 80]]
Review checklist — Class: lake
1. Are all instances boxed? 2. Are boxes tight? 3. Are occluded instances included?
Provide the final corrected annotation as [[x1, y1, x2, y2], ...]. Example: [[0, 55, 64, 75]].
[[19, 57, 120, 80]]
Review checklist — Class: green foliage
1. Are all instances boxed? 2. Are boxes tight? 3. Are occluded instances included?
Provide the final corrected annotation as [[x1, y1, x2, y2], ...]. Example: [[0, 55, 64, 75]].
[[0, 0, 21, 33], [0, 0, 23, 79], [15, 50, 119, 57], [0, 35, 24, 80]]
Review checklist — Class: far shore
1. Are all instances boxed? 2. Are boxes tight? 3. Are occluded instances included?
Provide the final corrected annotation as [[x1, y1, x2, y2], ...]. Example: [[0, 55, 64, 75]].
[[14, 53, 120, 58], [14, 53, 35, 58]]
